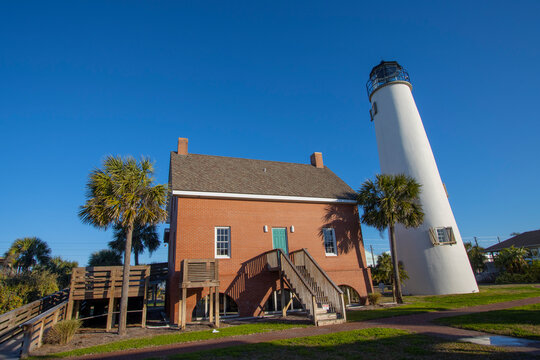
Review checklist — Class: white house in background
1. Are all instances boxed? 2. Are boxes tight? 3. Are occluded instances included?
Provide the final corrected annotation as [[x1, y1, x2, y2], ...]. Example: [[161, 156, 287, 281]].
[[484, 230, 540, 260]]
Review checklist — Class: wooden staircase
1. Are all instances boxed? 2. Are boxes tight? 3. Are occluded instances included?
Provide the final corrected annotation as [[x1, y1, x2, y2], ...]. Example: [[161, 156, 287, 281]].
[[267, 248, 346, 326]]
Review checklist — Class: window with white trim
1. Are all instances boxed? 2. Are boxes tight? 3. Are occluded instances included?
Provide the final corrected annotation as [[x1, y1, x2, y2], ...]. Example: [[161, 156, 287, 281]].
[[215, 227, 231, 258], [429, 226, 456, 245], [323, 228, 337, 255]]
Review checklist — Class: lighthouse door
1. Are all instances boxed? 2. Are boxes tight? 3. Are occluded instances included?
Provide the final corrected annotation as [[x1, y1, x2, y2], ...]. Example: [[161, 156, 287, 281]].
[[272, 228, 289, 255]]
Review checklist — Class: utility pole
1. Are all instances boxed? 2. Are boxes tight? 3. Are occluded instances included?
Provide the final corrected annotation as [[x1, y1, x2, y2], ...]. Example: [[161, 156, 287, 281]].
[[497, 236, 501, 243], [370, 245, 376, 267], [474, 236, 479, 247]]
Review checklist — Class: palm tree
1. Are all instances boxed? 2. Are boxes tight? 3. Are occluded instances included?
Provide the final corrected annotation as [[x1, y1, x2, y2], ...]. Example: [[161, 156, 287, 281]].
[[357, 174, 424, 304], [5, 237, 51, 273], [464, 242, 486, 274], [109, 223, 160, 265], [494, 246, 528, 274], [42, 256, 79, 289], [79, 156, 167, 335], [88, 249, 122, 267], [372, 252, 408, 289]]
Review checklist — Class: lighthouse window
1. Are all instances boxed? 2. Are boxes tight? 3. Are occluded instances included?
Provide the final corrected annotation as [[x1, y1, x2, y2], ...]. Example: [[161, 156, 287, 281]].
[[429, 227, 456, 245], [370, 102, 378, 121]]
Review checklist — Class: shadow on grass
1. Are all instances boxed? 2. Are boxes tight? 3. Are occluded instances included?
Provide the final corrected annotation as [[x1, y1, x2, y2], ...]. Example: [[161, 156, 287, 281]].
[[435, 307, 540, 341], [346, 306, 447, 322], [161, 329, 533, 360]]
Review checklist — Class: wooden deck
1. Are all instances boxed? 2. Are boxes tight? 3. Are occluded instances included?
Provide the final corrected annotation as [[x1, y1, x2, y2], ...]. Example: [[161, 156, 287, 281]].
[[67, 265, 150, 331]]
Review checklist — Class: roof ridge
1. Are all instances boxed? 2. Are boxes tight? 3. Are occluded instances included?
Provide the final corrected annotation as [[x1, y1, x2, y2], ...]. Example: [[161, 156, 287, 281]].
[[172, 152, 322, 168]]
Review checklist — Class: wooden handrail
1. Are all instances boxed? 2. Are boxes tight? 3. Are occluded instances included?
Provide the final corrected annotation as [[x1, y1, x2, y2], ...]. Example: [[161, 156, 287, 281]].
[[20, 300, 68, 358], [289, 248, 346, 321], [270, 249, 320, 324], [20, 301, 66, 328], [0, 288, 68, 343], [291, 249, 343, 294], [276, 249, 315, 297]]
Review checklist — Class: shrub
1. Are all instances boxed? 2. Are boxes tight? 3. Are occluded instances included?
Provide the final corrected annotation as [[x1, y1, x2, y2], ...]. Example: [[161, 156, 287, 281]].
[[495, 272, 530, 284], [495, 260, 540, 284], [45, 319, 81, 345], [367, 292, 382, 305], [0, 280, 23, 314]]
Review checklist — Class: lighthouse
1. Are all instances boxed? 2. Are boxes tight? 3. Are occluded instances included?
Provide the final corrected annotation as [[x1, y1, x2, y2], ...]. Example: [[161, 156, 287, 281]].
[[367, 61, 478, 295]]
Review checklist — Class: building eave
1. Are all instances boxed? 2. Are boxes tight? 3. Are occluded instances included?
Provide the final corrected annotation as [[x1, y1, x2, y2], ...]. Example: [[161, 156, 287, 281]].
[[171, 190, 357, 204]]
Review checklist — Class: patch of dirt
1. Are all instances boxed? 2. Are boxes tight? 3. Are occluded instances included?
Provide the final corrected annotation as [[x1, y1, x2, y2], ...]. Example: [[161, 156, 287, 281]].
[[31, 323, 226, 357]]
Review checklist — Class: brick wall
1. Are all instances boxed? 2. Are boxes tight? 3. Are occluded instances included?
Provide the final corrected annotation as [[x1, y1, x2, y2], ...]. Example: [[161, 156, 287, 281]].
[[166, 197, 373, 324]]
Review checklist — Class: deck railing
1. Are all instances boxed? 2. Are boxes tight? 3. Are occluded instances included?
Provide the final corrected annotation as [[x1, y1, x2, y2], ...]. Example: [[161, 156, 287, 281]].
[[20, 301, 68, 358], [69, 265, 150, 301], [0, 289, 68, 343]]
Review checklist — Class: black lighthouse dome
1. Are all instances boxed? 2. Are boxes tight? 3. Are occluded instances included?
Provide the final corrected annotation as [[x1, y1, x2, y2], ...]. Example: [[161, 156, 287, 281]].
[[366, 61, 411, 99]]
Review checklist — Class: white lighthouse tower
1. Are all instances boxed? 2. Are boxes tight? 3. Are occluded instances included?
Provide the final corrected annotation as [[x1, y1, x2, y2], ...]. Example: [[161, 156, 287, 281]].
[[367, 61, 478, 295]]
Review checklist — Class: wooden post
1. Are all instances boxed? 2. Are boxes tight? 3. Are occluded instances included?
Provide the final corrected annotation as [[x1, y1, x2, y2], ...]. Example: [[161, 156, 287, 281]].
[[73, 301, 80, 320], [280, 271, 286, 317], [66, 269, 77, 320], [282, 297, 293, 315], [177, 298, 182, 329], [51, 309, 59, 327], [214, 286, 219, 328], [66, 296, 74, 321], [340, 293, 347, 321], [208, 287, 214, 323], [106, 298, 115, 332], [181, 287, 187, 330], [142, 267, 149, 328], [37, 319, 45, 347], [312, 296, 318, 326], [20, 324, 32, 358], [106, 269, 117, 332]]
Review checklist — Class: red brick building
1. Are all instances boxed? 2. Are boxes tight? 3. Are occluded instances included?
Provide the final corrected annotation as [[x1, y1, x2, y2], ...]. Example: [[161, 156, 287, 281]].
[[166, 138, 372, 325]]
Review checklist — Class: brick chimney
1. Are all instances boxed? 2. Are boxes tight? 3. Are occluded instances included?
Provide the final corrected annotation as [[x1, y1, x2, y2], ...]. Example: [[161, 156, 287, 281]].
[[177, 138, 188, 155], [310, 152, 323, 168]]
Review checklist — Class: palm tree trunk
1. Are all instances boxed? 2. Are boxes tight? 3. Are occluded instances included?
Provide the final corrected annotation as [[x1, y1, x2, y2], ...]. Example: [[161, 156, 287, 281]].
[[389, 225, 403, 304], [119, 223, 133, 336], [134, 251, 139, 266]]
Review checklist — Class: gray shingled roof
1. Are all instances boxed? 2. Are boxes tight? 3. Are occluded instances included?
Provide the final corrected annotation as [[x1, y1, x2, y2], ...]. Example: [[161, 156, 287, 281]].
[[484, 230, 540, 252], [169, 153, 356, 200]]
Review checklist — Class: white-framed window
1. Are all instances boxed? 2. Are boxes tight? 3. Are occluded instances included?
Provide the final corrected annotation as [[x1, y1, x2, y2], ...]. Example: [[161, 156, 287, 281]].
[[215, 227, 231, 258], [323, 228, 337, 256], [429, 226, 456, 245]]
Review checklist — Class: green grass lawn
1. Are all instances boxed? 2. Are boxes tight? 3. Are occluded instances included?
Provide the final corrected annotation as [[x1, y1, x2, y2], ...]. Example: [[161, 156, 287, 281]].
[[435, 303, 540, 340], [347, 284, 540, 322], [164, 328, 534, 360], [31, 323, 308, 359]]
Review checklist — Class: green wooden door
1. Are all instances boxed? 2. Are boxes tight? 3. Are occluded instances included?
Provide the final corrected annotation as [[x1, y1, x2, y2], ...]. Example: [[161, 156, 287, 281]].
[[272, 228, 288, 255]]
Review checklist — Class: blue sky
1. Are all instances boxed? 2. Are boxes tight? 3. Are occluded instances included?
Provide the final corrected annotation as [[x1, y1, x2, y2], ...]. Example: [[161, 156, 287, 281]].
[[1, 1, 539, 266]]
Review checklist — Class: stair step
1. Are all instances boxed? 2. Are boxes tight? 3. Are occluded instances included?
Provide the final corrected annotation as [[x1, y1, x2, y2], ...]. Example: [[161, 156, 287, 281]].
[[316, 318, 346, 326], [317, 312, 338, 320]]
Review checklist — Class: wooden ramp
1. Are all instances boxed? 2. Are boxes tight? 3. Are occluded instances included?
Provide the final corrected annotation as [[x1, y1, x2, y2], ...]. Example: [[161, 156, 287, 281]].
[[0, 289, 68, 359], [0, 264, 166, 358]]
